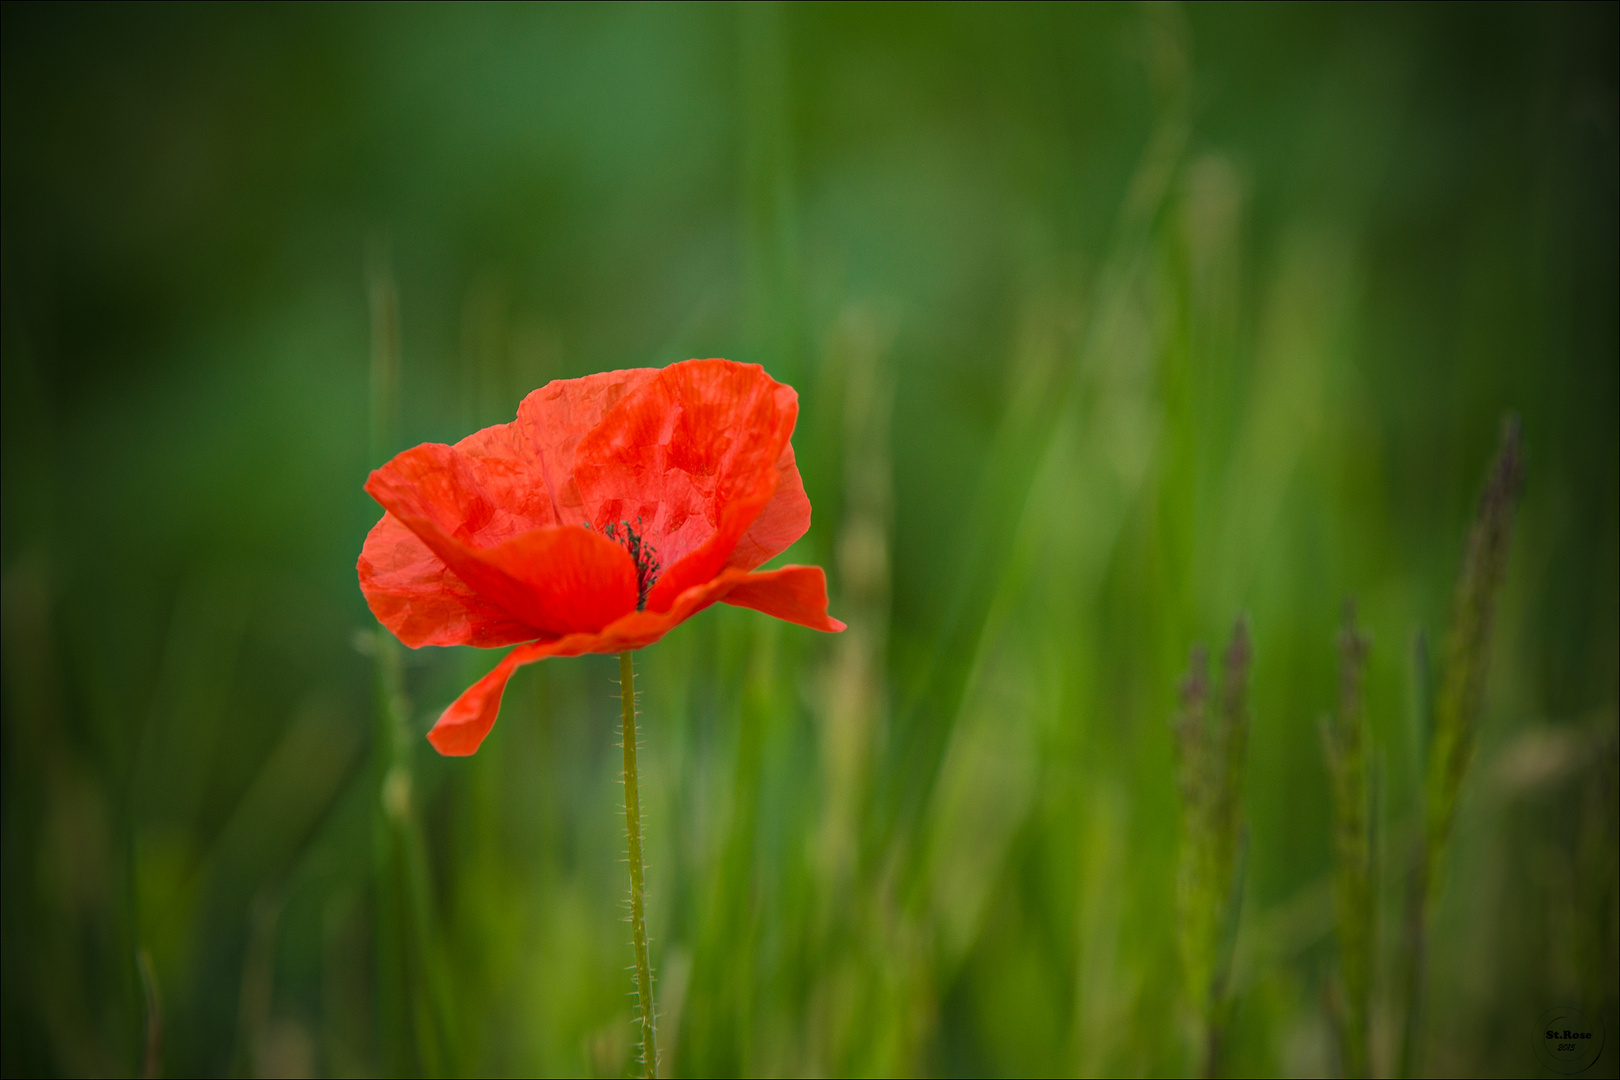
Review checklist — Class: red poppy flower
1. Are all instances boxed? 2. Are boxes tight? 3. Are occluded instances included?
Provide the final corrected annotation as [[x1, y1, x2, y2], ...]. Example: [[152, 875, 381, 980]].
[[358, 358, 844, 755]]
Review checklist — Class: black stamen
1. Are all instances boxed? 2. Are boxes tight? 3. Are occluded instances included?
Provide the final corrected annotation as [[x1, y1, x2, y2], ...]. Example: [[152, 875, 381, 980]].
[[602, 517, 661, 610]]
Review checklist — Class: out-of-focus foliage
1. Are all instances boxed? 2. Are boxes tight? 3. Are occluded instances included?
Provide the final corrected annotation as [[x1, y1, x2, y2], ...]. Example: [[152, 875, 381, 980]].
[[2, 3, 1615, 1077]]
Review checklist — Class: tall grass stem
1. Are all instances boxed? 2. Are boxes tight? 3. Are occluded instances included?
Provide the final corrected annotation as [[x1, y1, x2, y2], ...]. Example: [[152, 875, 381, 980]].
[[1322, 602, 1373, 1078], [1400, 416, 1524, 1076]]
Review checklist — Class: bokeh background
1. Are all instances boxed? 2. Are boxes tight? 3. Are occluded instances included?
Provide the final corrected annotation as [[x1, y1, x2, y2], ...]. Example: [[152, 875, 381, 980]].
[[3, 3, 1616, 1077]]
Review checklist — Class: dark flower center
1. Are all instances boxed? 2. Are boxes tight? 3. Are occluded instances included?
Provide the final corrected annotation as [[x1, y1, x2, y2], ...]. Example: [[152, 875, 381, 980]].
[[604, 519, 660, 610]]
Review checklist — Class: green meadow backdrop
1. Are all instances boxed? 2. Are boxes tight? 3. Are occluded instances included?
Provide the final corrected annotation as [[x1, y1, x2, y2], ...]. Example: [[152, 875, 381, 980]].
[[2, 3, 1615, 1077]]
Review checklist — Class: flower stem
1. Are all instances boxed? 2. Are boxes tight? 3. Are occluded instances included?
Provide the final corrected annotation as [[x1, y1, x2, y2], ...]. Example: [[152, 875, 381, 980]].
[[619, 651, 658, 1078]]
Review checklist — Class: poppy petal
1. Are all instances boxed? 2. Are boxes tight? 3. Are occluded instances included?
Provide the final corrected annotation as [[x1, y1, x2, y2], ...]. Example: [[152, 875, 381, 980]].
[[575, 360, 797, 612], [367, 445, 639, 635], [358, 512, 539, 647], [425, 564, 843, 756], [478, 526, 640, 634], [585, 568, 760, 650], [425, 576, 734, 756], [654, 377, 800, 596], [515, 367, 661, 526], [725, 442, 812, 571], [722, 565, 847, 632], [449, 418, 561, 532], [427, 639, 561, 755]]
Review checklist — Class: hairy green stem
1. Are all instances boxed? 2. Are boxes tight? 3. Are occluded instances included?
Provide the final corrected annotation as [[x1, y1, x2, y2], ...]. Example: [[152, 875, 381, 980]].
[[620, 652, 658, 1078]]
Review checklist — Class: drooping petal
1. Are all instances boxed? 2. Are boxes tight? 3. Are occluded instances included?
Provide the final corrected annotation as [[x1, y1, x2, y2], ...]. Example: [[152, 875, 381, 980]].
[[367, 445, 640, 635], [722, 565, 846, 632], [515, 367, 661, 525], [427, 639, 561, 756], [725, 442, 812, 571], [425, 563, 845, 755], [358, 513, 539, 648], [583, 567, 766, 650], [575, 360, 798, 612], [424, 579, 721, 756]]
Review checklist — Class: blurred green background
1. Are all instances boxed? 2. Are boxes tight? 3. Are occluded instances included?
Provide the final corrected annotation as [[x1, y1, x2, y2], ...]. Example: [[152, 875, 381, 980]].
[[2, 2, 1616, 1077]]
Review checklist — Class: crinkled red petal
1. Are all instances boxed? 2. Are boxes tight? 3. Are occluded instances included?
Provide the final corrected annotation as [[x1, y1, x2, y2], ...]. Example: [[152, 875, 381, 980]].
[[360, 372, 663, 646], [450, 417, 561, 532], [358, 512, 540, 648], [515, 367, 660, 525], [366, 445, 639, 636], [574, 359, 798, 613], [726, 442, 811, 571]]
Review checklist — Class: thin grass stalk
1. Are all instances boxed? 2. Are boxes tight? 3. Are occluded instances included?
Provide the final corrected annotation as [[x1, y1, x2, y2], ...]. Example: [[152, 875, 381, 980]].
[[1208, 620, 1251, 1078], [1396, 629, 1431, 1080], [367, 250, 455, 1076], [368, 250, 412, 1075], [1424, 416, 1524, 884], [1400, 417, 1524, 1077], [1322, 602, 1373, 1078], [1173, 618, 1252, 1078], [402, 795, 455, 1074], [620, 652, 658, 1078]]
